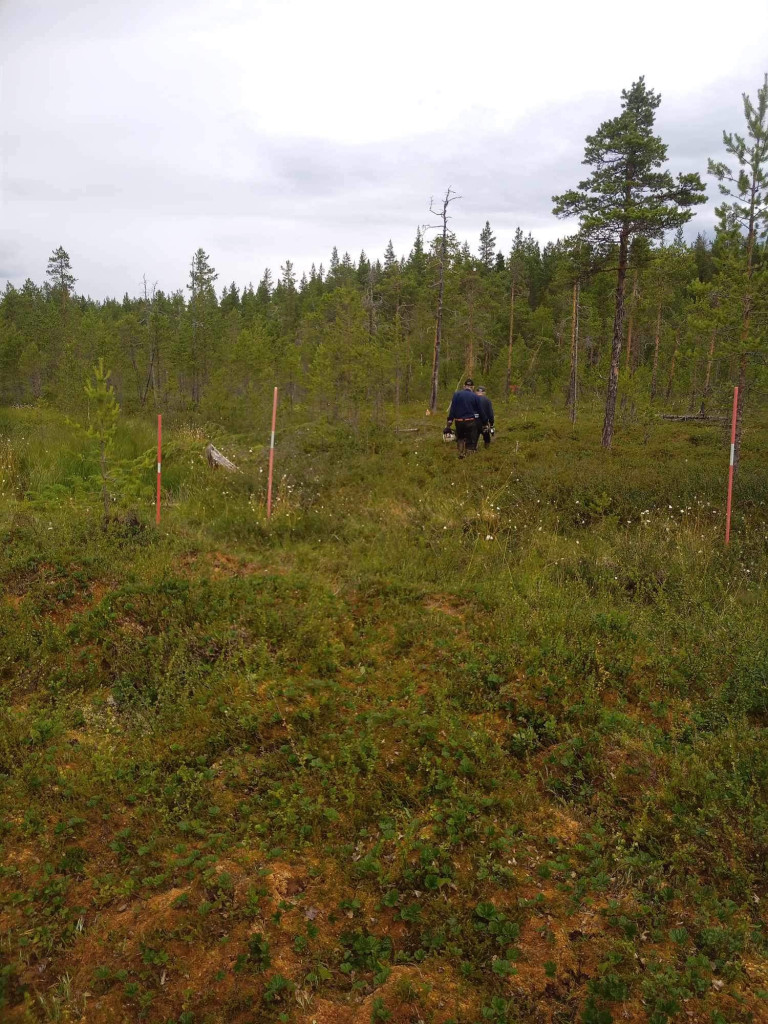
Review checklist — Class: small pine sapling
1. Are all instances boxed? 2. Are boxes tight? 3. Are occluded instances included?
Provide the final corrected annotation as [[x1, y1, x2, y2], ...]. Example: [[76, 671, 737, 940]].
[[84, 359, 120, 524]]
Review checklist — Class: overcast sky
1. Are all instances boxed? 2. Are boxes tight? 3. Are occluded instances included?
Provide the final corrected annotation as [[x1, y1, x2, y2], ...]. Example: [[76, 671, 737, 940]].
[[1, 0, 766, 299]]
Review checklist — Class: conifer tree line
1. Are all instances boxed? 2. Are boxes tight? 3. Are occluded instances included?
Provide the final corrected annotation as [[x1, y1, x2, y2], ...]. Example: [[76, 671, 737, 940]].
[[1, 76, 766, 444]]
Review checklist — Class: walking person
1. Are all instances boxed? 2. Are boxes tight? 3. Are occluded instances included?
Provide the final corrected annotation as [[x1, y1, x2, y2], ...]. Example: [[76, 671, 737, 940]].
[[475, 386, 495, 447], [444, 378, 487, 458]]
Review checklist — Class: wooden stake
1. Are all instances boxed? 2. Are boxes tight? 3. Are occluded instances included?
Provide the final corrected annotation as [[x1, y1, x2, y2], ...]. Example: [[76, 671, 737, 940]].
[[267, 387, 278, 519], [725, 386, 738, 546]]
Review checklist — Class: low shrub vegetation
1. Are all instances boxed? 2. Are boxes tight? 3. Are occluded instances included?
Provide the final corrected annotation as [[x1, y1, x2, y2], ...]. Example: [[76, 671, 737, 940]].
[[1, 400, 768, 1023]]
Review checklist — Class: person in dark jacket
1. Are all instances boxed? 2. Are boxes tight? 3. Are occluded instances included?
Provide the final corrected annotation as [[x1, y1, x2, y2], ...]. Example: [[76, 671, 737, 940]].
[[475, 386, 494, 446], [444, 378, 487, 457]]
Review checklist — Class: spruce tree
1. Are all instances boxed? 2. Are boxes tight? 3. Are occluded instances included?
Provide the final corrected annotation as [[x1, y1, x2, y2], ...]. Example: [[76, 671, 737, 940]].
[[406, 229, 426, 285], [383, 240, 397, 271], [478, 221, 496, 271], [280, 261, 297, 291], [506, 228, 529, 400], [553, 78, 706, 448], [220, 282, 240, 314], [256, 269, 273, 307], [186, 249, 218, 403]]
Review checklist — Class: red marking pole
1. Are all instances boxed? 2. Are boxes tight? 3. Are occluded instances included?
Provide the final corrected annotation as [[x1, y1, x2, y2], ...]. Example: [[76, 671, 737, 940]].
[[725, 386, 738, 545], [266, 387, 278, 519], [156, 414, 162, 525]]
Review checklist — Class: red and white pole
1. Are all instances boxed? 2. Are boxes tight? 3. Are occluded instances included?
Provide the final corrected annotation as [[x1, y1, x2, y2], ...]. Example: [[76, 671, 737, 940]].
[[266, 387, 278, 519], [725, 386, 738, 546], [156, 414, 162, 525]]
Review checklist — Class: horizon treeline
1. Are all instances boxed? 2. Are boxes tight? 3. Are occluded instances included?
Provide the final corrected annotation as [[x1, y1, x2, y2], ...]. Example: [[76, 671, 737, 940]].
[[0, 226, 763, 426], [1, 73, 766, 436]]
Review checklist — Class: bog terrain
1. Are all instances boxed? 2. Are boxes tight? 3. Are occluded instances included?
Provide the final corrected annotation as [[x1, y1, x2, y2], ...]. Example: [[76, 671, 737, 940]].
[[2, 403, 768, 1024]]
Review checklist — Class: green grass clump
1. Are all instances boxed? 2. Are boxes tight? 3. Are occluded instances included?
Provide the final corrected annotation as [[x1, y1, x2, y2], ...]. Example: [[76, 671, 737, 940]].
[[1, 401, 768, 1022]]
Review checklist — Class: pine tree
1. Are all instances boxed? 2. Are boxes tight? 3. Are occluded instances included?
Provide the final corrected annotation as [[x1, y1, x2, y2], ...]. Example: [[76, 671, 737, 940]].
[[46, 246, 76, 312], [708, 73, 768, 476], [83, 358, 120, 524], [553, 78, 706, 448]]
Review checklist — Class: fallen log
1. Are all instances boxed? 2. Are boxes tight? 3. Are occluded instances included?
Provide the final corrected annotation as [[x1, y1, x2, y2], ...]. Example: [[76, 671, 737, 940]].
[[660, 414, 727, 423], [205, 443, 240, 471]]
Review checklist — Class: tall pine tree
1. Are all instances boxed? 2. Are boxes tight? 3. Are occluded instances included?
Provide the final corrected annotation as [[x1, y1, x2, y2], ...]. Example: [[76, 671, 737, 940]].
[[708, 73, 768, 476], [553, 78, 706, 448]]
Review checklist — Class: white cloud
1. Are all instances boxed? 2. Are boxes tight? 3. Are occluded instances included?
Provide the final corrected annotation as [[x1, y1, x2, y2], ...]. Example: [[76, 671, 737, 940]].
[[1, 0, 766, 295]]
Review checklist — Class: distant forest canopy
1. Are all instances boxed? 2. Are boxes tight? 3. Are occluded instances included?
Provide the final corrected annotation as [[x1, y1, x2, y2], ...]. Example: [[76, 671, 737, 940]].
[[1, 75, 766, 439], [0, 229, 761, 418]]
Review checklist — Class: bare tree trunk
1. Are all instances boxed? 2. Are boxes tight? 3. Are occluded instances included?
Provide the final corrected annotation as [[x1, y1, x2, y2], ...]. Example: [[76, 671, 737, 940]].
[[688, 351, 699, 412], [650, 304, 662, 401], [125, 327, 144, 406], [665, 328, 680, 401], [624, 272, 638, 373], [467, 295, 475, 378], [428, 264, 444, 413], [567, 280, 579, 423], [140, 276, 161, 408], [505, 280, 516, 403], [405, 327, 412, 402], [601, 225, 630, 448], [700, 328, 716, 415], [733, 258, 755, 478], [429, 188, 460, 413]]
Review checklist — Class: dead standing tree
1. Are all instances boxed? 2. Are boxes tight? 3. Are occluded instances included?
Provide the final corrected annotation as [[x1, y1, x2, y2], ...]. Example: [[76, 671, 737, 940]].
[[426, 188, 461, 413]]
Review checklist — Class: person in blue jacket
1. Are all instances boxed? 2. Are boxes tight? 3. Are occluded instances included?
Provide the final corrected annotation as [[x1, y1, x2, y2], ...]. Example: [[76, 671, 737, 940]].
[[475, 385, 494, 447], [444, 378, 487, 457]]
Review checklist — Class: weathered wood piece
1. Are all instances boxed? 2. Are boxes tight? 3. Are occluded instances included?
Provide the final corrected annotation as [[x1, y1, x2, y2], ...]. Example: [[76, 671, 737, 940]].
[[205, 443, 239, 471], [660, 414, 727, 423]]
